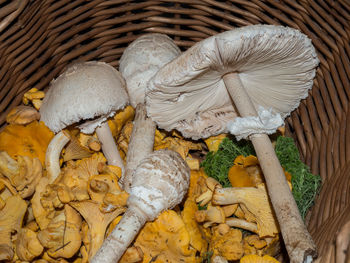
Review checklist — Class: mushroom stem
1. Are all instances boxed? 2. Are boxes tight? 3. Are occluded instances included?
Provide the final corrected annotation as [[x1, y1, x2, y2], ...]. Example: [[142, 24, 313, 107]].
[[91, 207, 146, 263], [121, 103, 156, 191], [95, 121, 125, 173], [225, 218, 258, 234], [92, 150, 190, 263], [222, 72, 316, 263], [45, 130, 70, 183]]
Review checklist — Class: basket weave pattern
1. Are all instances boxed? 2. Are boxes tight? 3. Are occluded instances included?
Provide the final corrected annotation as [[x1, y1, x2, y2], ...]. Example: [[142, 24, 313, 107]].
[[0, 0, 349, 261]]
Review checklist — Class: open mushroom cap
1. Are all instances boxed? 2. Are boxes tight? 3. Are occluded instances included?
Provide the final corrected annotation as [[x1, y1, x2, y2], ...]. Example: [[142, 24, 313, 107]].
[[119, 33, 181, 107], [40, 61, 129, 134], [146, 24, 319, 140]]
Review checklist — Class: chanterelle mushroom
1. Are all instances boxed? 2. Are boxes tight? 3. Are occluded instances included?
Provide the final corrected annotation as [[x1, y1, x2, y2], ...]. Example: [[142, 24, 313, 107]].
[[37, 204, 82, 259], [70, 200, 126, 259], [0, 195, 27, 261], [0, 151, 42, 198], [212, 184, 279, 238], [119, 34, 181, 191], [40, 61, 129, 181], [146, 25, 319, 263], [92, 149, 190, 263]]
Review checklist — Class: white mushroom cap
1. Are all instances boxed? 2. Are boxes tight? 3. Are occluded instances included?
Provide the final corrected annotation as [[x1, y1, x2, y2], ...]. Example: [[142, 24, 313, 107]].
[[119, 33, 181, 107], [40, 61, 129, 134], [146, 25, 319, 140], [127, 149, 190, 221]]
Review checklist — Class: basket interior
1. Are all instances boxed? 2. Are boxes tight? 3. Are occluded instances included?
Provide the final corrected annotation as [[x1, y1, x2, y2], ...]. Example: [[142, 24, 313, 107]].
[[1, 0, 350, 262]]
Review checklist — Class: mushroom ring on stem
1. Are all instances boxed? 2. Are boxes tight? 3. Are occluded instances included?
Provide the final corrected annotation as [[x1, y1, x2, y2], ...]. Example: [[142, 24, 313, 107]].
[[40, 61, 129, 181], [119, 33, 181, 191], [146, 25, 319, 263], [92, 149, 190, 263]]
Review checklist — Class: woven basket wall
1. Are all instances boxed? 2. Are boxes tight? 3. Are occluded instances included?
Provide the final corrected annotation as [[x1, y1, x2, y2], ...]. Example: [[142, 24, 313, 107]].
[[0, 0, 349, 262]]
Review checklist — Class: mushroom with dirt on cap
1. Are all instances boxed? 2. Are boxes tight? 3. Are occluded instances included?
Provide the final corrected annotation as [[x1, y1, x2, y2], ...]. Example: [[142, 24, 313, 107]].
[[146, 24, 319, 263], [118, 33, 181, 191], [91, 149, 190, 263], [40, 61, 129, 181]]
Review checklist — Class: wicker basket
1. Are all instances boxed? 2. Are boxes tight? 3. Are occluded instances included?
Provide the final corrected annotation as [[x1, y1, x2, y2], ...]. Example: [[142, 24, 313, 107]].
[[1, 0, 349, 262]]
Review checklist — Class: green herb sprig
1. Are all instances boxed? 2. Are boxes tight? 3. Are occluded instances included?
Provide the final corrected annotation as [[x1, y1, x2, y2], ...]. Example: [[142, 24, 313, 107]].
[[275, 136, 321, 219], [200, 136, 321, 220], [200, 137, 255, 187]]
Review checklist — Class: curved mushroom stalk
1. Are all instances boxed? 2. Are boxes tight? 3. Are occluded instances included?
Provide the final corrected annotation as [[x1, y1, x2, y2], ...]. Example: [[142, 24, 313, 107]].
[[45, 130, 70, 183], [92, 149, 190, 263], [222, 73, 316, 262], [95, 121, 125, 173], [225, 218, 258, 233], [121, 103, 156, 191]]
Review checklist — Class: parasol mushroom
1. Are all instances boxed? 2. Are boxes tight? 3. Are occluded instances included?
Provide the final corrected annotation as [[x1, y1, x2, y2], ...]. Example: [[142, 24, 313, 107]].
[[91, 149, 190, 263], [40, 61, 129, 181], [146, 25, 319, 263], [118, 33, 181, 191]]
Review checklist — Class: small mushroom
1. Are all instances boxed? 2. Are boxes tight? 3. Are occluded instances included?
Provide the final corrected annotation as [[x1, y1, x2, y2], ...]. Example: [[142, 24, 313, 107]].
[[22, 88, 45, 110], [92, 149, 190, 263], [212, 184, 279, 238], [58, 152, 107, 202], [210, 227, 244, 261], [146, 25, 319, 262], [133, 210, 197, 262], [0, 151, 42, 198], [0, 195, 27, 261], [62, 135, 93, 162], [16, 227, 44, 262], [87, 173, 122, 203], [6, 105, 40, 125], [119, 33, 181, 191], [40, 61, 129, 181], [37, 204, 82, 259], [195, 204, 226, 228], [31, 177, 55, 230], [181, 199, 208, 255], [70, 200, 126, 259]]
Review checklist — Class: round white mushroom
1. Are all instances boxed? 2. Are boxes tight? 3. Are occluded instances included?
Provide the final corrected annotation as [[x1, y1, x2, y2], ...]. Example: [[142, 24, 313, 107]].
[[118, 34, 181, 191], [40, 61, 129, 181]]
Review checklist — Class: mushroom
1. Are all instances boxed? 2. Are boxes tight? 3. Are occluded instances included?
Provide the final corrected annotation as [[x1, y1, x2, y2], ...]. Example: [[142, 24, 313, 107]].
[[118, 33, 181, 191], [87, 173, 122, 203], [146, 25, 319, 262], [16, 227, 44, 262], [70, 200, 126, 259], [92, 149, 190, 263], [40, 61, 129, 181], [62, 135, 93, 162], [23, 87, 45, 110], [133, 210, 198, 262], [181, 199, 208, 255], [6, 105, 40, 125], [37, 204, 82, 259], [209, 227, 244, 261], [0, 151, 42, 198], [119, 246, 143, 263], [240, 254, 280, 263], [0, 195, 27, 261], [0, 121, 54, 166], [195, 204, 226, 228], [212, 184, 279, 238]]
